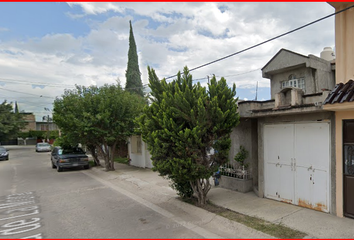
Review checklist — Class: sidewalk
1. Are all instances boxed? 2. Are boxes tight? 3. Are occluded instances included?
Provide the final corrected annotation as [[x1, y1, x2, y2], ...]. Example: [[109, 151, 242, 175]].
[[91, 161, 354, 239]]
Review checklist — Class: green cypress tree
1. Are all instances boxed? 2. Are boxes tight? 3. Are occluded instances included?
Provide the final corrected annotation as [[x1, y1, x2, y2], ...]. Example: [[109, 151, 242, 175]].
[[139, 66, 240, 206], [125, 20, 144, 97]]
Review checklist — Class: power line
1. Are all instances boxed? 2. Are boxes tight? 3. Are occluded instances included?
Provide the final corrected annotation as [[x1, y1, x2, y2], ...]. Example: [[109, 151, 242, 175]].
[[0, 87, 54, 99], [0, 78, 75, 88], [165, 4, 354, 80]]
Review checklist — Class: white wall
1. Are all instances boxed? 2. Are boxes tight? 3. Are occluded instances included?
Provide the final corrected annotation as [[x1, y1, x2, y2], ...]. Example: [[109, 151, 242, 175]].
[[128, 136, 153, 168]]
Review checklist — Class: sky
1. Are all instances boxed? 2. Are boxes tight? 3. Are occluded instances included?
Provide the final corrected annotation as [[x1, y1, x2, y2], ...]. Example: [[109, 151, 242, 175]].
[[0, 2, 335, 121]]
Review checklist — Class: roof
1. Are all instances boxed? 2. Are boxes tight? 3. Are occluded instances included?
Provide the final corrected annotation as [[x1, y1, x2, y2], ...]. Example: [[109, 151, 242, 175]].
[[323, 79, 354, 104], [261, 48, 308, 71]]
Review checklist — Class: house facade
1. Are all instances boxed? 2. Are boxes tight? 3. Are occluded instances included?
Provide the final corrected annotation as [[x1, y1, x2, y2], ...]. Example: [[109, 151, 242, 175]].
[[228, 48, 336, 214], [323, 2, 354, 218]]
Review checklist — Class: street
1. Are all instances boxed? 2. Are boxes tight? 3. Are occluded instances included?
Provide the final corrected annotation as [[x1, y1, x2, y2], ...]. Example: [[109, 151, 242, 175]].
[[0, 146, 202, 238], [0, 146, 271, 239]]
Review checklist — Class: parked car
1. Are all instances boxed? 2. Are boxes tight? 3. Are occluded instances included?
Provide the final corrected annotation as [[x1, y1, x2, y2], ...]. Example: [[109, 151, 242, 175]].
[[36, 142, 52, 152], [51, 146, 89, 172], [0, 147, 9, 161]]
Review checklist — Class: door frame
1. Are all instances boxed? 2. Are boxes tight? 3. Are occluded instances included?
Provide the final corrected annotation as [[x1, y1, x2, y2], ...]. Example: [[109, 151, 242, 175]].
[[343, 119, 354, 218]]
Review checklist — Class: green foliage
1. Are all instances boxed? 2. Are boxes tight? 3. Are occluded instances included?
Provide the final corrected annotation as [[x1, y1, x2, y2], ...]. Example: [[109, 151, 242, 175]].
[[125, 20, 144, 97], [17, 130, 59, 140], [52, 136, 74, 149], [139, 66, 240, 205], [169, 177, 194, 199], [114, 157, 129, 164], [234, 145, 249, 168], [53, 83, 146, 170], [0, 101, 26, 142]]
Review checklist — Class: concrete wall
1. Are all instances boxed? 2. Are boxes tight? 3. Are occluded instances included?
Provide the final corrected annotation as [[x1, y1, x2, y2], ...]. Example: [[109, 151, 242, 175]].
[[128, 136, 153, 168], [257, 111, 336, 214], [21, 113, 36, 131], [330, 3, 354, 83], [229, 119, 258, 188], [269, 64, 333, 99]]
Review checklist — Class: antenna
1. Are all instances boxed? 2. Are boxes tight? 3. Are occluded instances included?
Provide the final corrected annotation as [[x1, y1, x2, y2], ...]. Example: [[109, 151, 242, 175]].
[[255, 81, 258, 101]]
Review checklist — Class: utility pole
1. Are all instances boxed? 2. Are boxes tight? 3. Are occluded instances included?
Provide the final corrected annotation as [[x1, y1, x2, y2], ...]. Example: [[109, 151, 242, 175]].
[[46, 114, 49, 142], [44, 108, 52, 143]]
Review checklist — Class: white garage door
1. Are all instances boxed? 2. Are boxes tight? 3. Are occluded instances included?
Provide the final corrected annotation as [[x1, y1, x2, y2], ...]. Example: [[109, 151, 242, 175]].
[[264, 122, 330, 212]]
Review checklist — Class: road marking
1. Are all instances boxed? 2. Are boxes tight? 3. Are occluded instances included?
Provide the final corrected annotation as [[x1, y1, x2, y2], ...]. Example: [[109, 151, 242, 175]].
[[0, 192, 43, 238], [83, 171, 223, 239]]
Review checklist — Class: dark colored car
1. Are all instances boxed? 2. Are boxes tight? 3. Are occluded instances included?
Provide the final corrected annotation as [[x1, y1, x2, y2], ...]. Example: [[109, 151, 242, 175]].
[[51, 146, 89, 172], [0, 147, 9, 161]]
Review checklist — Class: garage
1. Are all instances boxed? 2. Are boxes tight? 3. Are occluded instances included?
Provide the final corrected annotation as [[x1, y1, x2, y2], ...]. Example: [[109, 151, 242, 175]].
[[264, 122, 330, 212]]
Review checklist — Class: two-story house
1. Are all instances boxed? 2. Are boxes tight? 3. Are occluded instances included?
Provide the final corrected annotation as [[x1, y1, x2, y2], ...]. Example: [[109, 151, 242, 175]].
[[227, 48, 336, 214]]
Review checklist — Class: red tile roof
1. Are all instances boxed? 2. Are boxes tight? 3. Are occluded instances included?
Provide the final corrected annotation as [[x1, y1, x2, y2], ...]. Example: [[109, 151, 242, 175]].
[[323, 79, 354, 104]]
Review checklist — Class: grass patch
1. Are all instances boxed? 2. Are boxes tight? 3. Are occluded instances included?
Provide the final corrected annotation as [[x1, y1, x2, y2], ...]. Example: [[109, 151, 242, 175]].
[[183, 197, 307, 239], [114, 157, 130, 164], [88, 160, 96, 167]]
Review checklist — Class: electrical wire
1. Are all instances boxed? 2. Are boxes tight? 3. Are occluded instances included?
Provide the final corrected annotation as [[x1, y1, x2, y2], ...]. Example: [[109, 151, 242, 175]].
[[0, 87, 54, 99], [164, 4, 354, 80]]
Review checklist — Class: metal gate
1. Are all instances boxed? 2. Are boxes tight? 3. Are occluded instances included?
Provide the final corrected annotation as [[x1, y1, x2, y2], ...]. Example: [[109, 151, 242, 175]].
[[264, 122, 330, 212]]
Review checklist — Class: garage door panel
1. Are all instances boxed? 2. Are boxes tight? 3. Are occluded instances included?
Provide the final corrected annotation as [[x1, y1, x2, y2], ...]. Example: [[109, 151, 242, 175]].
[[295, 123, 330, 170], [295, 166, 313, 208], [312, 169, 329, 212], [264, 163, 279, 200], [278, 164, 294, 203], [264, 125, 293, 164]]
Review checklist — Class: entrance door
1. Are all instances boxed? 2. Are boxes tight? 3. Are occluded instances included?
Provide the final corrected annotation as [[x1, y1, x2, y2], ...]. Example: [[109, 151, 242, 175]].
[[344, 120, 354, 218]]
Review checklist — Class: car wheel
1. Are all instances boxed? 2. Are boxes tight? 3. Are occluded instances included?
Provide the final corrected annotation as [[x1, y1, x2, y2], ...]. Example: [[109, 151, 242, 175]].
[[51, 161, 56, 169], [6, 157, 9, 161], [84, 165, 89, 170], [57, 164, 62, 172]]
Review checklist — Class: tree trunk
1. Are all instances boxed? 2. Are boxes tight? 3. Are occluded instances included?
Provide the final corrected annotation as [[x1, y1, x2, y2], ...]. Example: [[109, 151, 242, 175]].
[[190, 178, 211, 206], [88, 145, 100, 166], [100, 143, 111, 171], [109, 142, 117, 171]]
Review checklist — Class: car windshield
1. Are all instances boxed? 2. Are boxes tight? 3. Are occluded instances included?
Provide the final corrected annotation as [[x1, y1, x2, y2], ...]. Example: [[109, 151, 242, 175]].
[[0, 147, 6, 153], [38, 143, 50, 147], [58, 148, 85, 155]]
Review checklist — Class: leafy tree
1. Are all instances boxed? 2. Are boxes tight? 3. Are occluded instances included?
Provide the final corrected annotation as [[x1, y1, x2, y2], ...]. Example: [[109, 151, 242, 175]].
[[125, 20, 144, 97], [0, 101, 25, 143], [138, 66, 240, 206], [54, 84, 146, 170], [54, 85, 100, 166]]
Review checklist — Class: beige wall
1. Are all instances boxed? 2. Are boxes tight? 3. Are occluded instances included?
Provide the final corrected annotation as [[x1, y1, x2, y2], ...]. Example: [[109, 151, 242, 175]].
[[21, 114, 36, 131], [330, 3, 354, 83], [335, 111, 354, 217]]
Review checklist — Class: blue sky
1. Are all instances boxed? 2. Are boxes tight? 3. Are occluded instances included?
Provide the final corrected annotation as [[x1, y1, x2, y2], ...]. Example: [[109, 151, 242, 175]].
[[0, 2, 335, 120]]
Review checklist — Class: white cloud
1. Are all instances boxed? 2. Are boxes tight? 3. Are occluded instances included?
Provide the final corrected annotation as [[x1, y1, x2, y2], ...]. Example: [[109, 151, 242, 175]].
[[0, 2, 335, 118]]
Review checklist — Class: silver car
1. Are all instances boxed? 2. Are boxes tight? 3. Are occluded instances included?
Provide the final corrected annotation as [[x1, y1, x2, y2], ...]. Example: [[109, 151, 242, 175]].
[[36, 143, 52, 152]]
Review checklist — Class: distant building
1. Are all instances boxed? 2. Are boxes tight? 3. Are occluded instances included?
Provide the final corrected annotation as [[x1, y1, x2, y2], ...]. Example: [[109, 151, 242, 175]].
[[20, 113, 36, 131], [36, 121, 58, 131]]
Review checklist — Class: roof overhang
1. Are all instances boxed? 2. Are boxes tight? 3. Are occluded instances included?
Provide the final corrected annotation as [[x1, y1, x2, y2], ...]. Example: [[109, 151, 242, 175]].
[[323, 102, 354, 111]]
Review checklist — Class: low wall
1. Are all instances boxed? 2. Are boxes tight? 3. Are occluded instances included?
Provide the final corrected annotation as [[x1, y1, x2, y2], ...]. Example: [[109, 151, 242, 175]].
[[219, 175, 253, 193]]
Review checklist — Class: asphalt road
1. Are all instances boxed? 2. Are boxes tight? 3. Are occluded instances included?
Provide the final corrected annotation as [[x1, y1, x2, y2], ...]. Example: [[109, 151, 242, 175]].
[[0, 146, 205, 239]]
